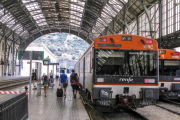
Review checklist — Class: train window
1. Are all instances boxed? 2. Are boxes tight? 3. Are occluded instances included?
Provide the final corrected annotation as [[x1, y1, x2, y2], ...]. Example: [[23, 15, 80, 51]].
[[159, 60, 180, 76], [85, 53, 90, 72], [95, 49, 157, 76]]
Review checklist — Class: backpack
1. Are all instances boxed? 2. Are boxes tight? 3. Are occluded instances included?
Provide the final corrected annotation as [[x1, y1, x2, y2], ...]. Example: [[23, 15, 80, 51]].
[[71, 73, 78, 83]]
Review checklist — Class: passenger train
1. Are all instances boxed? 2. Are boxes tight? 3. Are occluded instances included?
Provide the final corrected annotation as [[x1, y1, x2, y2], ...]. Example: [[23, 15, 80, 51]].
[[74, 34, 159, 111], [159, 49, 180, 100]]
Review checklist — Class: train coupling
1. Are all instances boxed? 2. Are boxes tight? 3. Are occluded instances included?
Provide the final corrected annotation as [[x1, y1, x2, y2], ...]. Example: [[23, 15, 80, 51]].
[[115, 94, 136, 109]]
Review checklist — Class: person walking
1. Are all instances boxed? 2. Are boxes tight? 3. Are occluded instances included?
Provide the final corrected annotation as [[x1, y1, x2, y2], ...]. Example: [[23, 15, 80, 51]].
[[43, 75, 48, 97], [59, 70, 68, 98], [32, 69, 37, 89], [50, 70, 53, 83], [70, 69, 79, 98]]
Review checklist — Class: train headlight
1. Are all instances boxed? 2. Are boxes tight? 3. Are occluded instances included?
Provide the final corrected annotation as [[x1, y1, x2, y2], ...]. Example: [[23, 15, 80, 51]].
[[97, 78, 104, 82], [123, 98, 128, 103], [178, 94, 180, 97], [161, 90, 165, 93]]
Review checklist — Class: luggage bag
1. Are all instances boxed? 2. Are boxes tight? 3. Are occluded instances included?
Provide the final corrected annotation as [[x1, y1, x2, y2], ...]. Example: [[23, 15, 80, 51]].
[[49, 83, 54, 87], [57, 88, 63, 97]]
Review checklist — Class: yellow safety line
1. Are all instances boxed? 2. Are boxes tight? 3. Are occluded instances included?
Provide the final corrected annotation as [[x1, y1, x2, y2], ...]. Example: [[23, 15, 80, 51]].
[[80, 96, 94, 120]]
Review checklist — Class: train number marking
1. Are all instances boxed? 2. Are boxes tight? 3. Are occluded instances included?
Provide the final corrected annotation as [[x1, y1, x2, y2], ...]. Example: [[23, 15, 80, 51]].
[[143, 45, 153, 49], [172, 56, 179, 58]]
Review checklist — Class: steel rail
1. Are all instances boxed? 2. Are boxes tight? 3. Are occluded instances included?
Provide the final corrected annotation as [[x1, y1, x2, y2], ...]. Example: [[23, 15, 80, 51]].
[[155, 104, 180, 116]]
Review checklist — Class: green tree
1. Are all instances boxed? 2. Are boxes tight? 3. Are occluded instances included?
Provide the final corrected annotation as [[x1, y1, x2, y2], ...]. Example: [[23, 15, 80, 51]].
[[72, 56, 75, 60]]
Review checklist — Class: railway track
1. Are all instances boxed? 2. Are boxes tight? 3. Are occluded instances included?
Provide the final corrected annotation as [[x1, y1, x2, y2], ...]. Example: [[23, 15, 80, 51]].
[[163, 99, 180, 106], [0, 77, 29, 90], [102, 109, 148, 120], [155, 104, 180, 116]]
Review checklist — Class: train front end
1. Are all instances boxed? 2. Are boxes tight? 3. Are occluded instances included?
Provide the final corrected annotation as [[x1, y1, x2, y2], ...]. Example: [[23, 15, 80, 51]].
[[92, 34, 159, 111], [159, 49, 180, 100]]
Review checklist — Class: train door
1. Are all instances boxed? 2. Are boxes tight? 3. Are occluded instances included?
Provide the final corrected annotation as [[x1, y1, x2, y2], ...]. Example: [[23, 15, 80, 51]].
[[83, 57, 85, 89]]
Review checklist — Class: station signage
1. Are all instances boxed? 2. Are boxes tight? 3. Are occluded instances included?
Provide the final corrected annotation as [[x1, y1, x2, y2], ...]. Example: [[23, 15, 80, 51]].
[[18, 51, 44, 60]]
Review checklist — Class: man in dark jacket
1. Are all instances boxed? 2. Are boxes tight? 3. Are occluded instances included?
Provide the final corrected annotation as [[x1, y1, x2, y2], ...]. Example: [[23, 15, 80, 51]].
[[32, 69, 37, 89], [70, 69, 79, 98]]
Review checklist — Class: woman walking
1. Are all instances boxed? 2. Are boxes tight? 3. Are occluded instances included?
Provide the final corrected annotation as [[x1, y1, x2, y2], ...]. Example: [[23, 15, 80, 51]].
[[43, 75, 48, 97]]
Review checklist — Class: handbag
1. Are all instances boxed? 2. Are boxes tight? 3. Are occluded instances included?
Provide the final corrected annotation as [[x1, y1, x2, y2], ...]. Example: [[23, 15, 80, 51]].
[[63, 82, 68, 88]]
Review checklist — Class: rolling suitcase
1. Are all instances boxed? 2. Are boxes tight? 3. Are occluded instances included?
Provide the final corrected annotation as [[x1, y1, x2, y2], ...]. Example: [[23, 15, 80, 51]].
[[49, 83, 54, 88], [57, 88, 63, 97]]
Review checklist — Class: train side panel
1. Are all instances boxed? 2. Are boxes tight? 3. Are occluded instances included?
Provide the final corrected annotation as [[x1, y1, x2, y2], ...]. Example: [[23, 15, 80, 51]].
[[84, 49, 93, 95]]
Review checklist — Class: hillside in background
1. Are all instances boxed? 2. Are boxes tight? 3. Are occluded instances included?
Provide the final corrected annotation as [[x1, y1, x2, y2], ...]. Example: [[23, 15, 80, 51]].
[[33, 33, 90, 69]]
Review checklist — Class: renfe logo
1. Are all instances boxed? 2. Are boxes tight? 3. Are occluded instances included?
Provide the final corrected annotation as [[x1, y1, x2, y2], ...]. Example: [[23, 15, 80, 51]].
[[143, 45, 153, 49], [100, 89, 109, 97], [119, 78, 133, 83]]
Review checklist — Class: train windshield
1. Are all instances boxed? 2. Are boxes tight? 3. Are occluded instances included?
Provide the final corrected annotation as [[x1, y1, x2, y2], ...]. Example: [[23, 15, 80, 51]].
[[95, 49, 157, 76], [159, 60, 180, 76]]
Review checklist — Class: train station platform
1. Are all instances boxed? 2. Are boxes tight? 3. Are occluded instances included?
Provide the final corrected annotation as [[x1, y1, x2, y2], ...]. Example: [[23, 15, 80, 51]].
[[0, 75, 29, 81], [5, 79, 90, 120]]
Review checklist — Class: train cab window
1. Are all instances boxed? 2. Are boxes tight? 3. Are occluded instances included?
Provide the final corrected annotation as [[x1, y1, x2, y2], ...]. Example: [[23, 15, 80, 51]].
[[159, 60, 180, 76], [95, 50, 157, 76]]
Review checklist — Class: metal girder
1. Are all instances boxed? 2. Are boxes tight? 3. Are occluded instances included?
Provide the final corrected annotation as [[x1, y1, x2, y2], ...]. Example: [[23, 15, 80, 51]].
[[137, 0, 158, 38], [86, 8, 115, 34], [20, 28, 93, 51], [40, 1, 52, 33], [3, 36, 8, 75], [0, 22, 22, 44], [19, 4, 44, 36], [21, 26, 94, 44], [0, 1, 33, 36], [158, 0, 162, 48], [78, 0, 88, 36]]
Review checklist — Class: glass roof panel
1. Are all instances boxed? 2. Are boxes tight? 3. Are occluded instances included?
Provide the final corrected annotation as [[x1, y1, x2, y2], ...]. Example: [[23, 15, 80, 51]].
[[0, 7, 26, 36], [93, 0, 124, 36], [70, 22, 79, 27], [109, 0, 123, 11], [123, 0, 129, 3], [70, 1, 85, 26], [21, 0, 36, 4], [20, 30, 29, 36], [101, 11, 112, 23], [0, 8, 4, 16], [21, 0, 48, 26]]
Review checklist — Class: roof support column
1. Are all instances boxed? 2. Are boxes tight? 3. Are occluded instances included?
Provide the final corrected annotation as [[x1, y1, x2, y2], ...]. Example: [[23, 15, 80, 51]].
[[142, 3, 153, 38], [137, 17, 140, 35], [173, 0, 176, 33], [12, 41, 15, 75], [0, 24, 4, 44], [4, 37, 7, 76], [159, 0, 162, 48], [123, 26, 125, 34]]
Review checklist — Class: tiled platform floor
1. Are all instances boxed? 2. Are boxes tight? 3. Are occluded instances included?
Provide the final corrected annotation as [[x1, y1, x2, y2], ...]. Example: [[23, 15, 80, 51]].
[[0, 76, 89, 120], [28, 80, 90, 120]]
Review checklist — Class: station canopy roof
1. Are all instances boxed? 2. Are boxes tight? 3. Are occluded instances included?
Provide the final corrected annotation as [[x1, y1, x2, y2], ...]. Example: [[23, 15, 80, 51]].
[[0, 0, 157, 46]]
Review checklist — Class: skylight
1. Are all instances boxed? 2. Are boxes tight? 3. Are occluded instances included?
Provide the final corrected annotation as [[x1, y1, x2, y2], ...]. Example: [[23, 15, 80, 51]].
[[70, 1, 85, 27], [92, 0, 124, 35], [0, 7, 27, 36], [21, 0, 48, 26]]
